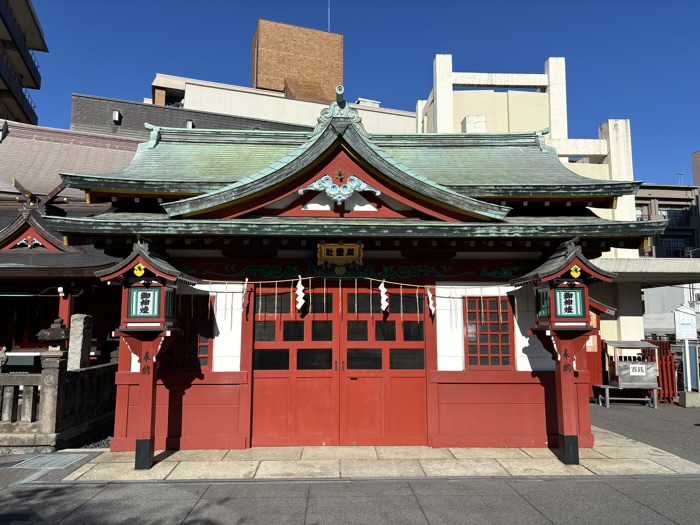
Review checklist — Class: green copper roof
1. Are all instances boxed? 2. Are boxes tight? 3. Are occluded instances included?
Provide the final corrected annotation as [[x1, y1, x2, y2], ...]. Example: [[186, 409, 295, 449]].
[[62, 129, 310, 194], [46, 213, 666, 240], [161, 118, 510, 221], [60, 104, 637, 201], [371, 134, 639, 197]]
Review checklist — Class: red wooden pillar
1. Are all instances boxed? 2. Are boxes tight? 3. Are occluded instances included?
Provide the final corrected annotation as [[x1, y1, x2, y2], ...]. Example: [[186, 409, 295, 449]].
[[121, 332, 167, 469], [536, 330, 593, 464], [58, 292, 74, 326]]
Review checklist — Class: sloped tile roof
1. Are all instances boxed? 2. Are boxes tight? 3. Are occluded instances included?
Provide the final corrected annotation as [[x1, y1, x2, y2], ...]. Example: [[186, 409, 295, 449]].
[[0, 119, 138, 199]]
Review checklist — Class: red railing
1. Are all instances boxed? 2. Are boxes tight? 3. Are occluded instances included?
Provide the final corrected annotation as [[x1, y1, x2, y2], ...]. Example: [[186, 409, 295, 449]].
[[645, 340, 678, 403]]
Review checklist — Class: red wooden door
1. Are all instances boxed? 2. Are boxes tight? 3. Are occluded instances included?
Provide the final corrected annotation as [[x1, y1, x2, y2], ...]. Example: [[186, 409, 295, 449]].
[[339, 288, 427, 446], [251, 282, 428, 447], [251, 287, 339, 446]]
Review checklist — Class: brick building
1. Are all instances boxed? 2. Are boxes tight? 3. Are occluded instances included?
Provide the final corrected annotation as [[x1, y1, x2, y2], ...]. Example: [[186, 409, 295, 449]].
[[251, 19, 343, 104]]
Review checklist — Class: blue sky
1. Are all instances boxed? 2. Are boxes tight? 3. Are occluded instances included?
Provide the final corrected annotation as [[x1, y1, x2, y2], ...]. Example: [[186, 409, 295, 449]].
[[31, 0, 699, 185]]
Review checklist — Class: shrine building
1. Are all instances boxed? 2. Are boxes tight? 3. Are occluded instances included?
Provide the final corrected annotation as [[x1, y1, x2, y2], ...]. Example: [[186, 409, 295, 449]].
[[46, 88, 665, 467]]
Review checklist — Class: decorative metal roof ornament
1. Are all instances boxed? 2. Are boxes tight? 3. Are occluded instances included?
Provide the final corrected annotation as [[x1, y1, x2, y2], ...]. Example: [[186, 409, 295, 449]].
[[316, 85, 362, 127], [299, 174, 380, 206]]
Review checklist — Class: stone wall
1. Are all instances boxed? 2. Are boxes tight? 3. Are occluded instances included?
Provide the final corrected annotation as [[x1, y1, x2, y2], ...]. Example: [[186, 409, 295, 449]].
[[0, 352, 117, 454]]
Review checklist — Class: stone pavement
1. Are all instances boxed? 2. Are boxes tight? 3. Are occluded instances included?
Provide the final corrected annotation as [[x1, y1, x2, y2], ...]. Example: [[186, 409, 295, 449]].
[[591, 402, 700, 465], [1, 476, 699, 524], [37, 426, 700, 482], [2, 410, 700, 524]]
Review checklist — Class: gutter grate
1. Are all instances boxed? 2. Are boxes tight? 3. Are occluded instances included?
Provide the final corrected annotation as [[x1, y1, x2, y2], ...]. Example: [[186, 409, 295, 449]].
[[11, 453, 88, 470]]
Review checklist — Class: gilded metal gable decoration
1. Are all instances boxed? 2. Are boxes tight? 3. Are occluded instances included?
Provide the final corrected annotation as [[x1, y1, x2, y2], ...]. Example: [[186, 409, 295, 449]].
[[570, 265, 582, 279], [133, 263, 146, 277], [299, 173, 380, 206]]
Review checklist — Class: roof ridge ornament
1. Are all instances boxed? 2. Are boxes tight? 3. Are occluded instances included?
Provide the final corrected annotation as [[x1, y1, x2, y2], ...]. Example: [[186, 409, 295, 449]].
[[535, 127, 550, 152], [314, 86, 363, 135], [145, 123, 161, 149]]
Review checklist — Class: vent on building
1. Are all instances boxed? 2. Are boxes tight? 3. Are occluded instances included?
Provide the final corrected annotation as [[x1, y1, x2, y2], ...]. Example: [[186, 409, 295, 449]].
[[111, 110, 122, 125], [186, 120, 195, 129], [355, 98, 381, 108]]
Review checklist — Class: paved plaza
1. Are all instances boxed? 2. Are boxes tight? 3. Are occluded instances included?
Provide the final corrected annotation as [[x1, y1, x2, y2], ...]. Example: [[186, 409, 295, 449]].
[[49, 425, 700, 482], [0, 403, 698, 524]]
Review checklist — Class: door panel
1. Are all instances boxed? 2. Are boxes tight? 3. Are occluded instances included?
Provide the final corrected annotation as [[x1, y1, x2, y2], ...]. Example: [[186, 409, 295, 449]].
[[251, 377, 289, 443], [343, 377, 383, 441], [339, 289, 428, 446], [251, 283, 428, 446], [387, 376, 427, 437], [294, 376, 335, 438]]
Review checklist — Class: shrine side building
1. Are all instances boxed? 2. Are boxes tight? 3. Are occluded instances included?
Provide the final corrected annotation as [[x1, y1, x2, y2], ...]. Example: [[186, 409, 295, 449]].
[[47, 90, 665, 463]]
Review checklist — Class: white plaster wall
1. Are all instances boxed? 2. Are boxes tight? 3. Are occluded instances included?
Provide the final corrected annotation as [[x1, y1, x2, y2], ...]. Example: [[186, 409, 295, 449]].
[[511, 286, 554, 371], [434, 284, 551, 372], [208, 284, 245, 372], [174, 283, 245, 372]]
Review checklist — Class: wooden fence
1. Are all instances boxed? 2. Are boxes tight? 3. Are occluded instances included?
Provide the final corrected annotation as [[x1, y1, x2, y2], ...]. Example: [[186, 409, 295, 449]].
[[645, 340, 678, 403]]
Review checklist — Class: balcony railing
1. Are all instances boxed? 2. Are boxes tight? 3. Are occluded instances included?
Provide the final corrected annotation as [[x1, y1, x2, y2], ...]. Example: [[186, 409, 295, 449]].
[[665, 216, 691, 227], [636, 213, 691, 227], [0, 45, 38, 121], [0, 46, 37, 111], [0, 0, 40, 71]]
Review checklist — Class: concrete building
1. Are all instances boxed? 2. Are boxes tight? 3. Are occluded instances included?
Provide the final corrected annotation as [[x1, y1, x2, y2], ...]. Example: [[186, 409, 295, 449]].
[[636, 184, 699, 258], [146, 20, 414, 134], [0, 0, 47, 124], [418, 55, 636, 229], [416, 54, 670, 346], [634, 182, 700, 337], [70, 94, 312, 141], [147, 73, 415, 134]]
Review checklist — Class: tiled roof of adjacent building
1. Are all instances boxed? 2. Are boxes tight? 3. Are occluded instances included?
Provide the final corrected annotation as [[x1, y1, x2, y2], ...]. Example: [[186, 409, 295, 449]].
[[0, 119, 139, 199]]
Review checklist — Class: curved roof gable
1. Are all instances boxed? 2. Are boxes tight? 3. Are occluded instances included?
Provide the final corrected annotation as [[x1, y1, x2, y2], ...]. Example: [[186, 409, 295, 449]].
[[161, 102, 510, 221]]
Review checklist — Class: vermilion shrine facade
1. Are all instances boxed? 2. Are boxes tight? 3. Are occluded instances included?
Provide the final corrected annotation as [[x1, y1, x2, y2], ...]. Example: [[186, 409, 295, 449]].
[[43, 89, 665, 467]]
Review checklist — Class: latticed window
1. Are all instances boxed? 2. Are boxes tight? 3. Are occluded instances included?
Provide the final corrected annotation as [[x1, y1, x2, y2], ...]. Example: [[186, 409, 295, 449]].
[[160, 295, 213, 371], [464, 297, 514, 370]]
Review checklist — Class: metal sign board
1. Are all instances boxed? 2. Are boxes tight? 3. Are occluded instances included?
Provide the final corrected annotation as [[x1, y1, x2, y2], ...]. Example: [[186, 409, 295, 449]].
[[674, 305, 697, 340]]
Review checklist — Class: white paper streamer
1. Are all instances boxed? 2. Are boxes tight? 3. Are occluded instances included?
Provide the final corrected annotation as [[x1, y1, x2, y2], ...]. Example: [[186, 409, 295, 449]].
[[427, 288, 436, 316], [379, 280, 389, 312], [241, 278, 248, 308], [296, 275, 305, 311]]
